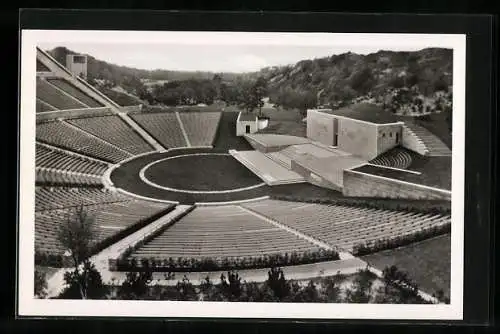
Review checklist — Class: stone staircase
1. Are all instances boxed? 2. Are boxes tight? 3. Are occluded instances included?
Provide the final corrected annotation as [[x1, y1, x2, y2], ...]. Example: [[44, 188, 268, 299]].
[[229, 150, 305, 185], [404, 123, 451, 156]]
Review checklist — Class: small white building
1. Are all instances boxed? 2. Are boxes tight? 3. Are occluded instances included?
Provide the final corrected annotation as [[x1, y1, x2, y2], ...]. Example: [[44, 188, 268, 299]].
[[66, 54, 88, 79], [236, 112, 258, 136]]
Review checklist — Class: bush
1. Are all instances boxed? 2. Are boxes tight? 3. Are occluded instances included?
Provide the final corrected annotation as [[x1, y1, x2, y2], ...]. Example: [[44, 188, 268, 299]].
[[117, 271, 153, 299], [35, 268, 48, 298], [114, 248, 340, 272], [269, 195, 451, 216], [352, 223, 451, 256], [58, 261, 108, 299]]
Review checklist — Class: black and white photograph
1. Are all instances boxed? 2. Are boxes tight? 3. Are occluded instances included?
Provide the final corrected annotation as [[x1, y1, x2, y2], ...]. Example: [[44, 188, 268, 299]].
[[18, 29, 466, 319]]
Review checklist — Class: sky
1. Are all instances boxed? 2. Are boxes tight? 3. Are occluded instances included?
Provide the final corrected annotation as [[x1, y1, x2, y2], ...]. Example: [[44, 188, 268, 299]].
[[38, 42, 430, 73]]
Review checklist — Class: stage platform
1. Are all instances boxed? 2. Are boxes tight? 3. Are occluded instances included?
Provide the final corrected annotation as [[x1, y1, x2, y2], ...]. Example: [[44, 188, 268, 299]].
[[229, 149, 306, 186], [232, 141, 367, 191], [243, 134, 311, 153]]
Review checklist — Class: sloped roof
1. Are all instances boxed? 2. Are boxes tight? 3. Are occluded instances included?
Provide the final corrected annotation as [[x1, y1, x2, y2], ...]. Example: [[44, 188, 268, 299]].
[[319, 103, 401, 124], [239, 112, 257, 122]]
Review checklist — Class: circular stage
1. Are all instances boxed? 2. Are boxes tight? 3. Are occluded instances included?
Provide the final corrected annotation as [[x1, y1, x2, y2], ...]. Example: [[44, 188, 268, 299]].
[[141, 153, 264, 192], [109, 148, 270, 204]]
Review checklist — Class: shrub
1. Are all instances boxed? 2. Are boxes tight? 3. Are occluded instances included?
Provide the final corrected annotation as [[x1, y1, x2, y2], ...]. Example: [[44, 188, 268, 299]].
[[352, 223, 451, 256], [114, 247, 340, 272], [34, 268, 48, 299], [58, 260, 108, 299], [266, 267, 290, 300], [118, 271, 153, 299]]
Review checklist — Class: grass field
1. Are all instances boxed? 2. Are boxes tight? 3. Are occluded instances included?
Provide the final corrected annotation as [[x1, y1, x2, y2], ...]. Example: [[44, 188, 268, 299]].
[[258, 108, 307, 137], [354, 156, 451, 190], [258, 120, 307, 137], [361, 233, 451, 298], [144, 154, 263, 191], [396, 112, 452, 149]]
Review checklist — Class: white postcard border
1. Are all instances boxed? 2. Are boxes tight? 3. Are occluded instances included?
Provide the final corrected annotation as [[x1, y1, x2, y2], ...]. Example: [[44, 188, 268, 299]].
[[18, 30, 465, 319]]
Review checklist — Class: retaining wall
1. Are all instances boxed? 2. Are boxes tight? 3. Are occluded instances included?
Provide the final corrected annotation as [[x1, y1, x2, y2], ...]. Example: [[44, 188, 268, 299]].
[[342, 169, 451, 200]]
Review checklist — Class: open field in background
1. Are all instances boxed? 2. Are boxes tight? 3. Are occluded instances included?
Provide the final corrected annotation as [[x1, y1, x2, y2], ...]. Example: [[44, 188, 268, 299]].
[[361, 233, 451, 298]]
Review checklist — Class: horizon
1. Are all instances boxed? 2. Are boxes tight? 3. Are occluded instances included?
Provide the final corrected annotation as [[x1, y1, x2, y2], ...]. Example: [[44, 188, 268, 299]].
[[38, 43, 440, 74]]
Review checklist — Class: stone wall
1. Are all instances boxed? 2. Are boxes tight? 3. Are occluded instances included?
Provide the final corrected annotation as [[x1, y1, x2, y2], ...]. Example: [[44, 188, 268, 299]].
[[37, 48, 122, 112], [338, 118, 378, 160], [377, 123, 403, 155], [306, 109, 335, 146], [237, 120, 258, 136], [342, 170, 451, 200], [121, 105, 143, 113], [36, 107, 114, 122], [291, 160, 342, 191], [243, 135, 289, 153], [402, 124, 428, 155]]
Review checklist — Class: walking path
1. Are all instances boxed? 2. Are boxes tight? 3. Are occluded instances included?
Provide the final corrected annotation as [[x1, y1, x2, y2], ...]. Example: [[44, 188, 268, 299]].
[[45, 205, 192, 298], [175, 112, 192, 147], [117, 112, 167, 152]]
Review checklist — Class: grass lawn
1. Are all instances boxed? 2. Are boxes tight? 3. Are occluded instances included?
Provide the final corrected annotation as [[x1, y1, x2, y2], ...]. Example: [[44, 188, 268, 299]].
[[257, 108, 307, 137], [144, 154, 262, 191], [258, 120, 307, 137], [354, 155, 451, 190], [395, 112, 452, 149], [361, 233, 451, 298]]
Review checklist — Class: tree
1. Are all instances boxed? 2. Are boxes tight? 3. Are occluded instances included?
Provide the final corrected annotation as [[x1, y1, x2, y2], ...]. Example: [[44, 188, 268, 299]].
[[321, 274, 342, 302], [345, 269, 375, 303], [266, 267, 290, 300], [374, 265, 423, 304], [252, 76, 268, 116], [220, 271, 243, 300], [350, 67, 375, 94], [236, 77, 268, 115], [288, 280, 321, 302], [199, 276, 220, 301], [445, 110, 453, 134], [175, 275, 197, 301], [34, 268, 47, 299], [212, 73, 223, 100], [57, 205, 106, 299], [60, 260, 107, 299]]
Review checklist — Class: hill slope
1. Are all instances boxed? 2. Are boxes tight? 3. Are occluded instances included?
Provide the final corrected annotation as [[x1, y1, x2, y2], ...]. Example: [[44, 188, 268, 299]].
[[47, 47, 246, 87], [47, 46, 453, 116], [262, 48, 452, 113]]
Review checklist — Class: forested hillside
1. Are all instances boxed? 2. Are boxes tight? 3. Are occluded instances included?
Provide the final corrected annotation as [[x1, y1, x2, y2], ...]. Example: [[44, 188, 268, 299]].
[[48, 47, 247, 84], [47, 46, 452, 115], [262, 48, 453, 115]]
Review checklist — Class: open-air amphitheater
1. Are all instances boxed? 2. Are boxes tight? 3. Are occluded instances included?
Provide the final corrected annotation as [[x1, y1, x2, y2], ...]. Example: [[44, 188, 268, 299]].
[[33, 48, 453, 300]]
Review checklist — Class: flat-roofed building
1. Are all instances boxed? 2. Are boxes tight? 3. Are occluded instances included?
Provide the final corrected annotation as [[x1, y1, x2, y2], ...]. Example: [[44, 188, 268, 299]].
[[307, 103, 404, 160], [236, 112, 258, 136]]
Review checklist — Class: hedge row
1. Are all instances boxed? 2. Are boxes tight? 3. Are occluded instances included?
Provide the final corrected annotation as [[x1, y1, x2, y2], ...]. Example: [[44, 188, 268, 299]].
[[35, 181, 103, 189], [117, 205, 196, 261], [114, 249, 340, 272], [352, 223, 451, 256], [270, 194, 451, 215], [34, 205, 177, 268]]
